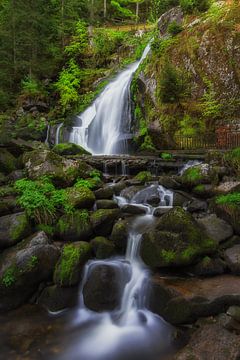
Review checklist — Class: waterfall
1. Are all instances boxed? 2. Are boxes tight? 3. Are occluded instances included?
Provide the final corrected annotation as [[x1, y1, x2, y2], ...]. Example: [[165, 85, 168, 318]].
[[55, 123, 63, 145], [60, 184, 174, 360], [68, 44, 151, 155], [44, 124, 50, 145]]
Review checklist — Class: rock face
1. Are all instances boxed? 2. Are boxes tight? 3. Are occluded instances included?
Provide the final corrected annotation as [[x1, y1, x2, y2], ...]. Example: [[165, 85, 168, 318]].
[[157, 6, 184, 38], [91, 209, 121, 236], [197, 214, 233, 244], [83, 263, 130, 311], [0, 231, 60, 311], [150, 274, 240, 325], [0, 212, 31, 249], [140, 207, 216, 267]]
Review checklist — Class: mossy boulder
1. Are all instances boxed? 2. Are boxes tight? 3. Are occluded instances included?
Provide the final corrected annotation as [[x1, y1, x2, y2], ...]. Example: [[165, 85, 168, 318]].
[[54, 242, 92, 287], [94, 186, 114, 200], [38, 284, 79, 312], [140, 207, 216, 267], [23, 150, 93, 187], [56, 210, 93, 242], [180, 164, 210, 187], [0, 149, 17, 174], [0, 196, 20, 216], [91, 209, 121, 236], [96, 199, 118, 209], [110, 219, 130, 250], [0, 231, 60, 311], [0, 212, 32, 249], [66, 186, 95, 209], [90, 237, 115, 259], [52, 142, 91, 156], [134, 171, 153, 184]]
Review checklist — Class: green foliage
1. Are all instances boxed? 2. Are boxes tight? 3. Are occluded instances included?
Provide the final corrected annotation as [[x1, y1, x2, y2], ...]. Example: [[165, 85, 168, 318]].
[[151, 36, 177, 56], [36, 224, 55, 236], [140, 134, 155, 151], [179, 114, 205, 136], [159, 62, 189, 103], [14, 177, 73, 224], [224, 148, 240, 176], [135, 171, 152, 182], [2, 266, 17, 287], [21, 76, 47, 98], [201, 79, 221, 120], [93, 29, 126, 64], [216, 192, 240, 207], [75, 170, 101, 190], [149, 0, 179, 21], [111, 0, 134, 19], [167, 21, 183, 36], [161, 249, 176, 263], [64, 21, 88, 58], [55, 60, 82, 110], [180, 0, 210, 14], [182, 167, 202, 182], [161, 152, 172, 160]]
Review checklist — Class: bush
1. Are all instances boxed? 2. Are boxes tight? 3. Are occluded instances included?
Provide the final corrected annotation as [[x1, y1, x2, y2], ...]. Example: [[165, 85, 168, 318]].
[[216, 192, 240, 207], [180, 0, 210, 14], [168, 21, 183, 36], [161, 152, 172, 160], [224, 148, 240, 176]]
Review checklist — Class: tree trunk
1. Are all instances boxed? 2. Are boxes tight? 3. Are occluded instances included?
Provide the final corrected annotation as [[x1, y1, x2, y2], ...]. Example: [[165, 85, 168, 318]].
[[104, 0, 107, 19], [135, 2, 139, 26]]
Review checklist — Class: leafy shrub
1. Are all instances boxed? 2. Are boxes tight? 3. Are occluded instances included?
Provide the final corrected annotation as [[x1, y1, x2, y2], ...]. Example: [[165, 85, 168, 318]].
[[180, 0, 210, 14], [135, 171, 152, 183], [161, 152, 172, 160], [216, 192, 240, 207], [64, 21, 88, 57], [167, 21, 183, 36], [224, 148, 240, 176], [15, 177, 73, 224], [201, 79, 221, 120], [21, 76, 46, 98]]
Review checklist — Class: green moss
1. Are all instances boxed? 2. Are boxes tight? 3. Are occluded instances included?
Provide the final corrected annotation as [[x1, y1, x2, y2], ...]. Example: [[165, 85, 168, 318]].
[[10, 213, 30, 242], [1, 265, 18, 287], [36, 224, 54, 236], [216, 192, 240, 207], [134, 171, 152, 183], [194, 184, 205, 192], [181, 167, 203, 184], [28, 255, 38, 269], [161, 152, 173, 160], [181, 245, 198, 261], [224, 148, 240, 176], [53, 143, 91, 156], [161, 249, 176, 263]]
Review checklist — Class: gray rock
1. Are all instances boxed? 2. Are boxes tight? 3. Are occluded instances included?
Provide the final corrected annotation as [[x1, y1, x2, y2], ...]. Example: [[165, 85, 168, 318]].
[[91, 209, 121, 236], [90, 237, 115, 259], [94, 186, 114, 200], [197, 214, 233, 244], [96, 199, 119, 209], [224, 245, 240, 274], [186, 199, 208, 213], [121, 204, 146, 215], [38, 285, 79, 312], [0, 212, 32, 249], [157, 6, 184, 38], [227, 305, 240, 322]]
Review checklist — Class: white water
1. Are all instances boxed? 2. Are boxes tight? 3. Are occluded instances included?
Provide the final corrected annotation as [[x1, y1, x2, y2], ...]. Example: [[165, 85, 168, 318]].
[[179, 159, 202, 175], [55, 122, 63, 145], [69, 44, 151, 155], [61, 185, 174, 360]]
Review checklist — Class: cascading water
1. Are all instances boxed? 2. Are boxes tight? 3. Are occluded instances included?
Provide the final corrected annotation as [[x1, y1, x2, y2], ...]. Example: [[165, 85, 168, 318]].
[[55, 122, 63, 145], [60, 184, 174, 360], [68, 44, 151, 155]]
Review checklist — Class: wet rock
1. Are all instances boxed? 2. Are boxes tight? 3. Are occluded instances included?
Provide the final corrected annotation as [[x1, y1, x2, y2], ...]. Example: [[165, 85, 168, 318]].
[[150, 274, 240, 325], [158, 175, 181, 190], [110, 181, 127, 195], [91, 209, 121, 236], [23, 150, 93, 187], [0, 196, 21, 216], [66, 186, 95, 209], [94, 186, 114, 200], [121, 204, 146, 215], [174, 319, 240, 359], [141, 207, 216, 268], [192, 184, 215, 198], [214, 203, 240, 235], [173, 191, 192, 207], [95, 199, 119, 209], [52, 142, 91, 156], [0, 212, 31, 249], [190, 256, 226, 276], [120, 186, 143, 201], [56, 210, 93, 242], [0, 149, 18, 174], [0, 231, 60, 311], [153, 207, 171, 217], [197, 214, 233, 244], [83, 263, 130, 311], [110, 219, 130, 250], [8, 138, 49, 156], [38, 284, 79, 312], [186, 199, 208, 213], [219, 313, 240, 333], [179, 164, 211, 187], [7, 169, 25, 182], [227, 305, 240, 322], [90, 236, 115, 259], [54, 242, 92, 287], [224, 245, 240, 274]]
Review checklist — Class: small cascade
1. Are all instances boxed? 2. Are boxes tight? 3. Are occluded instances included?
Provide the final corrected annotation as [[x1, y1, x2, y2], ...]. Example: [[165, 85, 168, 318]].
[[55, 123, 63, 145], [61, 184, 174, 360], [179, 159, 202, 175], [68, 44, 151, 155], [44, 124, 50, 145], [121, 160, 129, 176]]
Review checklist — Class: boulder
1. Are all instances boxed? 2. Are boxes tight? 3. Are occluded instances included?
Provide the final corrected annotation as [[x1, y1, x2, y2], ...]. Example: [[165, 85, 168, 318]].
[[54, 242, 92, 287], [158, 6, 183, 38], [173, 191, 192, 207], [190, 256, 226, 276], [192, 184, 215, 198], [150, 274, 240, 325], [7, 169, 25, 182], [0, 196, 21, 216], [0, 149, 18, 174], [56, 210, 93, 242], [197, 214, 233, 244], [110, 181, 127, 195], [186, 199, 208, 213], [38, 284, 79, 312], [153, 207, 171, 217], [0, 231, 60, 311], [158, 175, 181, 190], [95, 199, 119, 209], [227, 306, 240, 323], [23, 150, 93, 187], [120, 186, 143, 201], [140, 207, 216, 267], [121, 204, 146, 215], [90, 237, 115, 259], [52, 142, 91, 156], [0, 212, 31, 249], [180, 164, 211, 187], [214, 203, 240, 235], [83, 262, 130, 312], [214, 181, 240, 195], [94, 186, 114, 200], [66, 186, 95, 209], [91, 209, 121, 236], [224, 245, 240, 274], [173, 318, 240, 360], [110, 219, 130, 250]]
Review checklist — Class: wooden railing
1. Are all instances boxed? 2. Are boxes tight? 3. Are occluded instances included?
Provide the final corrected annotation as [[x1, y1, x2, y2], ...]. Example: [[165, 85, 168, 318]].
[[173, 131, 240, 150]]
